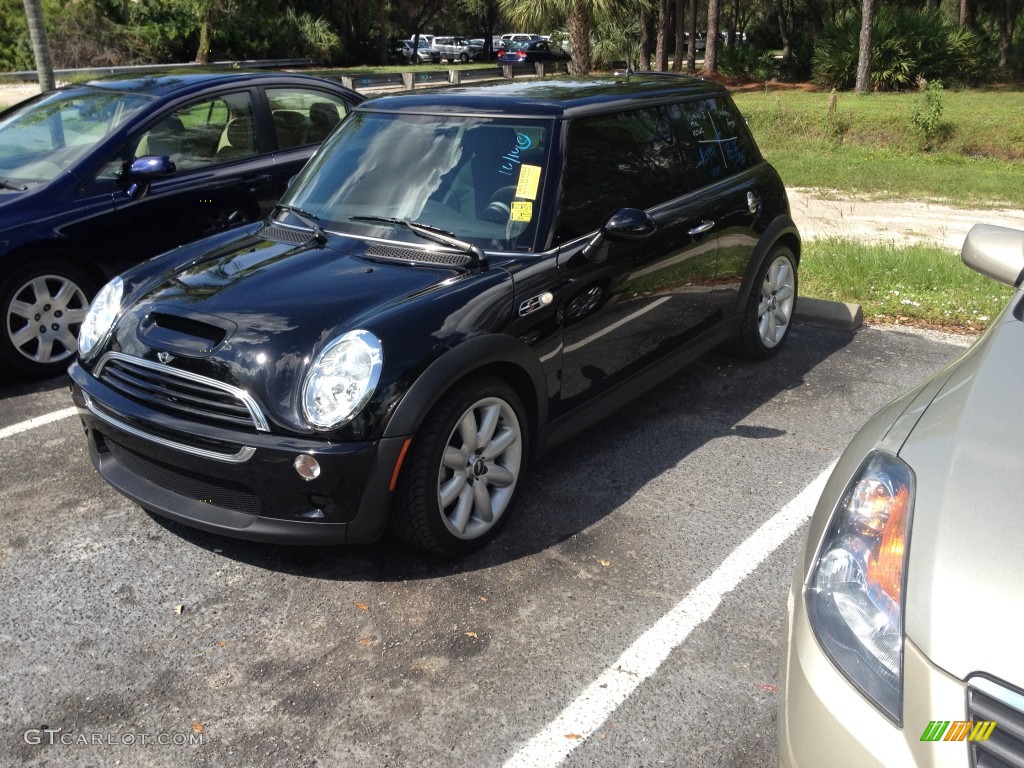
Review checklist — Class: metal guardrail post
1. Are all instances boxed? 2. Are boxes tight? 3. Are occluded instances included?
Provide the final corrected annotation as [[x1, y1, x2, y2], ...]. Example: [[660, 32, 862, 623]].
[[501, 64, 514, 79], [534, 62, 545, 78], [449, 69, 461, 84], [341, 76, 355, 90], [402, 72, 415, 90]]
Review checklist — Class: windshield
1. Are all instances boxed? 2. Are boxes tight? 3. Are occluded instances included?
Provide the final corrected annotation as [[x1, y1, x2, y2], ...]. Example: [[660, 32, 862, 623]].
[[279, 111, 553, 253], [0, 87, 153, 184]]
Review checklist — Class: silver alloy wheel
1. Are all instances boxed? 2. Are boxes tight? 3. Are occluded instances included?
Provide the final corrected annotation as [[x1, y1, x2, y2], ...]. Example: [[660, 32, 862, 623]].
[[6, 274, 89, 364], [437, 396, 523, 540], [757, 254, 796, 349]]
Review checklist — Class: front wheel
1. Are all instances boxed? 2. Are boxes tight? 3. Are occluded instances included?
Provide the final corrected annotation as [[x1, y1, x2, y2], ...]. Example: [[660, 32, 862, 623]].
[[1, 260, 95, 378], [735, 246, 798, 359], [392, 376, 528, 557]]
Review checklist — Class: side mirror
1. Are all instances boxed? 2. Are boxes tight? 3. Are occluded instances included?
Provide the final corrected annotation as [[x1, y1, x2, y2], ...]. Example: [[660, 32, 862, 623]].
[[126, 155, 176, 200], [582, 208, 657, 263], [961, 224, 1024, 288]]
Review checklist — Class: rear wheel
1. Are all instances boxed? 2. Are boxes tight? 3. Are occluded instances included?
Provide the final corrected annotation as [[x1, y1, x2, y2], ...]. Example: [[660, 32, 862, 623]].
[[392, 376, 527, 557], [1, 259, 95, 378], [735, 245, 798, 359]]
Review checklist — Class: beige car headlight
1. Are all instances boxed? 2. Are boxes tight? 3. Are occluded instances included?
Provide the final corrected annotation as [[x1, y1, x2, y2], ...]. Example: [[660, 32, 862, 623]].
[[805, 450, 914, 724]]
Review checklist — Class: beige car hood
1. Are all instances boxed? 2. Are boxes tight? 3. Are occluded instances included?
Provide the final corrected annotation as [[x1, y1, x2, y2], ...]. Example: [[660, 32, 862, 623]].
[[900, 306, 1024, 685]]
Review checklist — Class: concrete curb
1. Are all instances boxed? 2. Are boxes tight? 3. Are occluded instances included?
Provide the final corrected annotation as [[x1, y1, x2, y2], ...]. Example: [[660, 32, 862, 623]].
[[794, 297, 863, 332]]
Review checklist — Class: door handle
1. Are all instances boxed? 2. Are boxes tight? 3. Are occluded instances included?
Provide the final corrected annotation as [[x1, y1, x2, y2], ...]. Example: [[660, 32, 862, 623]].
[[688, 220, 714, 235]]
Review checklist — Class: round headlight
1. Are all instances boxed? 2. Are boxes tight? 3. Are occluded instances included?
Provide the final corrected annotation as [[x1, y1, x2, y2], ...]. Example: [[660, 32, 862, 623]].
[[78, 276, 124, 358], [302, 330, 383, 429]]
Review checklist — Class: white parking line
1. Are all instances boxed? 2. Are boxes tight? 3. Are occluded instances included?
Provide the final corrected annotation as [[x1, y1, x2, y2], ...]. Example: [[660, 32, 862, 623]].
[[503, 461, 836, 768], [0, 407, 78, 441]]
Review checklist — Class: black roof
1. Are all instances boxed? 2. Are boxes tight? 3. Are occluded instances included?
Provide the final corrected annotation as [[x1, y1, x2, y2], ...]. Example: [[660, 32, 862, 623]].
[[360, 74, 726, 119], [78, 70, 344, 98]]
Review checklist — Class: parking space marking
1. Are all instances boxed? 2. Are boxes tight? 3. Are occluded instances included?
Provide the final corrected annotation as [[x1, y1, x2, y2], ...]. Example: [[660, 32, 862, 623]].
[[503, 461, 837, 768], [0, 407, 78, 441]]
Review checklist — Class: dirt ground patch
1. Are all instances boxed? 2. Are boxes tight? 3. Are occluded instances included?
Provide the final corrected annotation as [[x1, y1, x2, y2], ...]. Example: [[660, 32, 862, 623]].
[[788, 187, 1024, 250]]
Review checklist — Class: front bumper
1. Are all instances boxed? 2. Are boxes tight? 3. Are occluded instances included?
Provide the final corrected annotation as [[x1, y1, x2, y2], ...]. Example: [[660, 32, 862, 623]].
[[777, 567, 969, 768], [69, 361, 408, 545]]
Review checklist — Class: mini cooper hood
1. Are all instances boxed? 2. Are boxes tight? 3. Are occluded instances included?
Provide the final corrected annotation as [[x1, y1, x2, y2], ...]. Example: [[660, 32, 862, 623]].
[[102, 232, 472, 424], [899, 309, 1024, 685]]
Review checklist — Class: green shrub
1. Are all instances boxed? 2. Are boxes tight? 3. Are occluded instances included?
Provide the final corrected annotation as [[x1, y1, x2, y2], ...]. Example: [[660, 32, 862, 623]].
[[717, 45, 776, 81], [910, 78, 954, 150], [813, 7, 994, 91]]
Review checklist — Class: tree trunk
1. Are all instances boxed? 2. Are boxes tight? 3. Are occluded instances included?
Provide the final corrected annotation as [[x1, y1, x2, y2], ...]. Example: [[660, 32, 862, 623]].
[[775, 0, 791, 61], [567, 0, 591, 76], [639, 6, 652, 70], [701, 0, 721, 74], [378, 0, 388, 66], [195, 1, 213, 65], [655, 0, 669, 71], [672, 0, 685, 71], [997, 0, 1018, 75], [687, 0, 697, 73], [855, 0, 874, 93], [22, 0, 54, 91], [959, 0, 971, 28]]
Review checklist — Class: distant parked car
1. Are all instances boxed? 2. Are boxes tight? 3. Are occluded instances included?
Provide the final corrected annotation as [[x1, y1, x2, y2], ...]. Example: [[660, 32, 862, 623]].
[[497, 33, 542, 55], [433, 36, 482, 63], [395, 39, 441, 64], [497, 40, 570, 66], [0, 70, 362, 377]]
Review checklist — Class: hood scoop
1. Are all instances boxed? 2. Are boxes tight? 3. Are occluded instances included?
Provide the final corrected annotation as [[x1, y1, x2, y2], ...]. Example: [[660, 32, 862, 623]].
[[363, 244, 473, 268], [138, 307, 236, 357]]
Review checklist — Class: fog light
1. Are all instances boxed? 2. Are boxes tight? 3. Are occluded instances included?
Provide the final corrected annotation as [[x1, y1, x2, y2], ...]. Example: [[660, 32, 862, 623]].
[[293, 454, 321, 481]]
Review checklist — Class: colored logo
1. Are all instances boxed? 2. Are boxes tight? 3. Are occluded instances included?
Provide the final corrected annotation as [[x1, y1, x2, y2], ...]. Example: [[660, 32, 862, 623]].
[[920, 720, 997, 742]]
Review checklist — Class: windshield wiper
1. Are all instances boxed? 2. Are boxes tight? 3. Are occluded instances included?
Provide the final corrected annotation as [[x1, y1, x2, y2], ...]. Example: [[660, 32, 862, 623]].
[[350, 216, 486, 268], [273, 204, 327, 245], [0, 178, 27, 192]]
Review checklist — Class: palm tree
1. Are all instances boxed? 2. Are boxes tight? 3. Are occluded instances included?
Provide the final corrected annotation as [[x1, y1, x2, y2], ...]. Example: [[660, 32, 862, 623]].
[[499, 0, 621, 75], [22, 0, 54, 91]]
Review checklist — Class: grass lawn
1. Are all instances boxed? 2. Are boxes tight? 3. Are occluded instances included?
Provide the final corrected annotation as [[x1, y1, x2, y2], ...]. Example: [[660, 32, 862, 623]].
[[730, 85, 1023, 330], [732, 86, 1024, 208]]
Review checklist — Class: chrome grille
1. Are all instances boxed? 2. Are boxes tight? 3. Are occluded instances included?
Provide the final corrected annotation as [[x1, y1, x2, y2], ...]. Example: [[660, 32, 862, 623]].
[[95, 352, 268, 432], [969, 676, 1024, 768]]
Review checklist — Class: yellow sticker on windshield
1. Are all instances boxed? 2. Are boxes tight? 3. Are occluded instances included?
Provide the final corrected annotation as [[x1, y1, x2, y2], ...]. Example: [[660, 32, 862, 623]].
[[516, 165, 541, 201], [510, 201, 533, 222]]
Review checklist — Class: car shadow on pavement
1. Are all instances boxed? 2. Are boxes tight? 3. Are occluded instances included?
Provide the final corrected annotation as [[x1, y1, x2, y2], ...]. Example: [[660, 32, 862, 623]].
[[147, 322, 858, 580]]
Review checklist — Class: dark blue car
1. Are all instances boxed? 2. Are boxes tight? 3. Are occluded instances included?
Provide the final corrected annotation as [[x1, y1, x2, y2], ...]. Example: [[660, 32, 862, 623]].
[[0, 70, 362, 377]]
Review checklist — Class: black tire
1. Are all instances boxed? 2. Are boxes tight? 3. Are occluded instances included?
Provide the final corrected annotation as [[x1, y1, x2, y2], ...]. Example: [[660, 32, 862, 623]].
[[391, 375, 528, 557], [734, 245, 798, 359], [1, 259, 96, 378], [459, 53, 469, 63]]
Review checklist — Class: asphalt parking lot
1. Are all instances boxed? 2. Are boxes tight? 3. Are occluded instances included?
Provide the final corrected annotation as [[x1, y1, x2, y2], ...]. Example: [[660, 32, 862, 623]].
[[1, 320, 970, 767]]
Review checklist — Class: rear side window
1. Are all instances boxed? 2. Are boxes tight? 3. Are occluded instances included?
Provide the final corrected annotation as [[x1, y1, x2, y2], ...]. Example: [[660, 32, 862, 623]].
[[557, 106, 685, 242], [669, 96, 759, 188]]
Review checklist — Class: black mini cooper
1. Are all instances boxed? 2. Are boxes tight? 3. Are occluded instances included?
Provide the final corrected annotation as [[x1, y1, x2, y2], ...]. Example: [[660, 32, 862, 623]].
[[70, 74, 800, 556]]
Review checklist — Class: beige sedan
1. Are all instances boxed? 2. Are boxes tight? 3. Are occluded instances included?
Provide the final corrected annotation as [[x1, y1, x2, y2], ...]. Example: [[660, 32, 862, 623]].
[[778, 224, 1024, 767]]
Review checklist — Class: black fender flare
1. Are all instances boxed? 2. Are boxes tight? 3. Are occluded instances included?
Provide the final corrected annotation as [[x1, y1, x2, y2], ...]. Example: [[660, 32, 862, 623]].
[[733, 214, 802, 313], [382, 333, 549, 441]]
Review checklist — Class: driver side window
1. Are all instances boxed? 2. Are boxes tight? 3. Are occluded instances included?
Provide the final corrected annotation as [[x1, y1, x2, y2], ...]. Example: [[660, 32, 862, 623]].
[[86, 91, 258, 191]]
